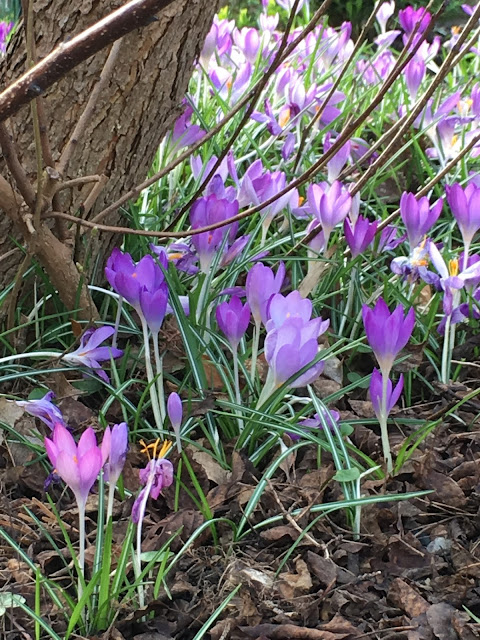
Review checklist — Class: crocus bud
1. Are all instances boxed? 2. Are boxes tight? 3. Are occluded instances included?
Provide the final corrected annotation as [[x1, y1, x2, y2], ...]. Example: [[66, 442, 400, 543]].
[[167, 392, 183, 452]]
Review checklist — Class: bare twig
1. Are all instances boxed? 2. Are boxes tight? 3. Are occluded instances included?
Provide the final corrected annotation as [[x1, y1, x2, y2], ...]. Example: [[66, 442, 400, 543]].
[[0, 0, 178, 122], [0, 122, 36, 212], [57, 40, 123, 177]]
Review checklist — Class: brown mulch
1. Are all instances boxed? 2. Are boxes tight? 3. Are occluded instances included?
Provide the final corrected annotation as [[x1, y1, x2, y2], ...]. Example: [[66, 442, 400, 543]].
[[1, 384, 480, 640]]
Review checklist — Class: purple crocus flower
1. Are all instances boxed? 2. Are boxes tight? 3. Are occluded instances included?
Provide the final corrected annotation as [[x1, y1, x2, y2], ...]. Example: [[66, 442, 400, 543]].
[[267, 291, 315, 329], [370, 368, 404, 421], [167, 393, 183, 452], [45, 424, 104, 509], [362, 298, 415, 376], [101, 422, 129, 489], [344, 216, 378, 258], [405, 56, 425, 100], [264, 316, 328, 388], [190, 195, 239, 274], [288, 408, 340, 440], [62, 326, 123, 383], [131, 440, 174, 524], [105, 249, 166, 312], [246, 262, 285, 326], [216, 296, 251, 350], [170, 104, 206, 153], [377, 225, 404, 253], [398, 6, 431, 35], [400, 192, 443, 249], [139, 282, 169, 335], [16, 390, 65, 430], [376, 1, 395, 33], [307, 181, 352, 249], [446, 183, 480, 259], [234, 27, 260, 63], [324, 132, 351, 183]]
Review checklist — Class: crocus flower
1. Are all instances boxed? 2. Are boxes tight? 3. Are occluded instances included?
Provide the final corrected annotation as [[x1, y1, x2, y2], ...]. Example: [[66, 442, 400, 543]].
[[105, 249, 166, 312], [398, 6, 431, 35], [190, 194, 239, 274], [264, 315, 329, 389], [362, 298, 415, 376], [167, 392, 183, 452], [45, 424, 104, 510], [324, 133, 350, 183], [169, 104, 206, 153], [405, 56, 425, 100], [216, 296, 251, 350], [370, 368, 404, 421], [288, 408, 340, 440], [446, 183, 480, 260], [376, 1, 395, 33], [101, 422, 129, 489], [234, 27, 260, 63], [307, 181, 352, 249], [62, 326, 123, 383], [139, 282, 169, 335], [16, 390, 65, 430], [246, 262, 286, 327], [400, 192, 443, 249], [344, 216, 378, 258], [131, 440, 174, 525]]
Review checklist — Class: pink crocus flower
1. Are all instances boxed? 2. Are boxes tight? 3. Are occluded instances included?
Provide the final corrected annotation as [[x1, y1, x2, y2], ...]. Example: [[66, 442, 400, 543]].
[[45, 424, 104, 510]]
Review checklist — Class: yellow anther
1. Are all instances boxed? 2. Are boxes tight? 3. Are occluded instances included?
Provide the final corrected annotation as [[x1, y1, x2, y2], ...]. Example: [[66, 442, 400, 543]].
[[279, 108, 291, 128], [449, 258, 459, 276], [298, 196, 305, 206], [139, 438, 172, 460], [452, 25, 461, 35], [168, 252, 184, 261]]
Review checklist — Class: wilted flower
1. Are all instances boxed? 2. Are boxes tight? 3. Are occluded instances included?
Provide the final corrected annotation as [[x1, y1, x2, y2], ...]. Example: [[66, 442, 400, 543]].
[[62, 326, 123, 383], [16, 390, 65, 430], [132, 440, 174, 525]]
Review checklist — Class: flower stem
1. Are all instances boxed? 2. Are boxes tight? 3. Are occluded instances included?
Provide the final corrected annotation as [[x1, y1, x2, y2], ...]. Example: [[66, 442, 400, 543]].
[[441, 313, 452, 384], [152, 331, 166, 427], [140, 317, 163, 430], [78, 500, 86, 604], [380, 370, 393, 474], [338, 266, 356, 337], [112, 296, 123, 350], [0, 351, 61, 365], [232, 347, 244, 433], [250, 320, 261, 384]]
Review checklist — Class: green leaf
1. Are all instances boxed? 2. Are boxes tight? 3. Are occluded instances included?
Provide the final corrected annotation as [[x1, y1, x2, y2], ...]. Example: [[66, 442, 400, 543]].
[[333, 468, 361, 482]]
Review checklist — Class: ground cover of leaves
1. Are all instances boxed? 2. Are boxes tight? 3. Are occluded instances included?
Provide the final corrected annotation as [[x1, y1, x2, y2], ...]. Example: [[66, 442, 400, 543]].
[[1, 370, 480, 639]]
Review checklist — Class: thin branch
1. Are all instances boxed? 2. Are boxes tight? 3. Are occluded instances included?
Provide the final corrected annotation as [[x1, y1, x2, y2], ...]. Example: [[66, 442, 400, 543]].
[[57, 40, 123, 177], [0, 0, 178, 122], [0, 122, 37, 212], [52, 175, 102, 195]]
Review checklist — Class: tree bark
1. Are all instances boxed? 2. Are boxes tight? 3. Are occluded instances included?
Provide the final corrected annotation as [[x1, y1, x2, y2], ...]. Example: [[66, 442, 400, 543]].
[[0, 0, 220, 293]]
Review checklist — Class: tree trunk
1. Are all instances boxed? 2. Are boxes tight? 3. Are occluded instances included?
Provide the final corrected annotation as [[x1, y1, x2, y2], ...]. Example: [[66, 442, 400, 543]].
[[0, 0, 220, 294]]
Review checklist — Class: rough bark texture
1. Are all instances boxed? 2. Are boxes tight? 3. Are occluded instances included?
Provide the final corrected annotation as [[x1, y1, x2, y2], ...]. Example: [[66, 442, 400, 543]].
[[0, 0, 220, 289]]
